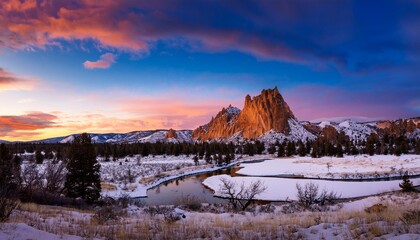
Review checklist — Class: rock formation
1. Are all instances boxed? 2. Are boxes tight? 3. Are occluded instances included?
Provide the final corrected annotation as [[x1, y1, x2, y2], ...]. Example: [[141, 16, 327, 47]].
[[165, 128, 178, 139], [193, 87, 296, 140]]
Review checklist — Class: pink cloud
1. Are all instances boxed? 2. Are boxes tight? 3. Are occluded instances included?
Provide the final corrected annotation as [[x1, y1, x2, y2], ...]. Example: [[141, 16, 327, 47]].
[[83, 53, 116, 69], [0, 68, 36, 91], [0, 111, 58, 137], [0, 1, 317, 64]]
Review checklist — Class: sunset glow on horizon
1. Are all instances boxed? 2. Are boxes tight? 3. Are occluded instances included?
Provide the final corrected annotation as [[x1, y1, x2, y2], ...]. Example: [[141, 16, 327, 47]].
[[1, 0, 419, 141]]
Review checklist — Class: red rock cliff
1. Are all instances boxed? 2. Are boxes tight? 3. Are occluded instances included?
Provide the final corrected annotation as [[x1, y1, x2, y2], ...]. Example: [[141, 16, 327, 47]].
[[192, 87, 296, 140]]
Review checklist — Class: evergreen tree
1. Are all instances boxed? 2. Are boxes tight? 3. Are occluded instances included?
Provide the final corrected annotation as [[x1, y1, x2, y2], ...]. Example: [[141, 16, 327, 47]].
[[267, 144, 276, 155], [298, 141, 306, 157], [399, 171, 415, 192], [0, 143, 20, 221], [311, 141, 319, 158], [277, 144, 285, 157], [65, 133, 101, 203], [336, 143, 343, 158], [351, 144, 358, 155], [0, 144, 20, 188], [255, 141, 265, 154], [35, 150, 44, 164], [193, 155, 199, 166], [286, 141, 295, 157]]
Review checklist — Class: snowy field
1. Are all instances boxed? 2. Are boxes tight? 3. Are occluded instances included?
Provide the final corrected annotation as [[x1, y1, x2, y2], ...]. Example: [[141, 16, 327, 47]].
[[99, 154, 266, 199], [203, 155, 420, 202], [21, 153, 420, 201], [203, 174, 420, 201], [236, 154, 420, 179]]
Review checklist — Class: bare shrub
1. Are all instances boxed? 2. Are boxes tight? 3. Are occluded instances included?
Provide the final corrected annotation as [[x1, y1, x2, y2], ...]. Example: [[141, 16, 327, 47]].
[[219, 177, 267, 211], [365, 203, 387, 214], [143, 205, 173, 217], [44, 161, 67, 193], [296, 182, 339, 208], [21, 163, 43, 198], [0, 186, 18, 222], [117, 194, 130, 208], [164, 211, 185, 223], [93, 197, 124, 224], [126, 168, 136, 184], [176, 195, 202, 211], [258, 203, 276, 213], [400, 210, 420, 225]]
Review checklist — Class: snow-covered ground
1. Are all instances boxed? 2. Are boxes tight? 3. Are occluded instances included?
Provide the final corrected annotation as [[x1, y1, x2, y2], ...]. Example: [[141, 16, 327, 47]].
[[236, 154, 420, 179], [203, 174, 420, 201], [0, 223, 84, 240], [203, 155, 420, 201], [100, 154, 267, 199], [2, 192, 419, 239]]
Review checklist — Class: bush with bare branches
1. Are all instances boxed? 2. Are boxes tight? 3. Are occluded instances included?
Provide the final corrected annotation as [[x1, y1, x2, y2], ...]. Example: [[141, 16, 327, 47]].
[[0, 185, 18, 222], [296, 182, 339, 208], [219, 177, 266, 211], [44, 161, 67, 193]]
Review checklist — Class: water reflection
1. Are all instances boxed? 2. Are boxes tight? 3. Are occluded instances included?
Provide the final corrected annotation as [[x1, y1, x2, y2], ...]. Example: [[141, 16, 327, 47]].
[[140, 167, 240, 205]]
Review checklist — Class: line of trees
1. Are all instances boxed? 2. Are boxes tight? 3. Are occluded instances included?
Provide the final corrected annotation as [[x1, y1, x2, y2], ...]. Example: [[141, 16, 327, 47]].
[[0, 133, 101, 222], [5, 133, 418, 162]]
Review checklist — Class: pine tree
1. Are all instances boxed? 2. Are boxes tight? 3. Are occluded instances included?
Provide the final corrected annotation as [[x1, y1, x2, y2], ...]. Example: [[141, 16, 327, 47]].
[[298, 141, 306, 157], [267, 144, 276, 155], [311, 141, 319, 158], [399, 171, 415, 192], [277, 144, 285, 157], [65, 133, 101, 203], [0, 143, 20, 221], [35, 150, 44, 164], [336, 143, 343, 158]]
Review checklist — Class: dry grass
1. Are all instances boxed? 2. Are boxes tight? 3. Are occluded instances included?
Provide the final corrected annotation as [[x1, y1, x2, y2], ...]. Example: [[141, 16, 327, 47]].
[[5, 193, 420, 239], [139, 175, 156, 184], [101, 182, 117, 191]]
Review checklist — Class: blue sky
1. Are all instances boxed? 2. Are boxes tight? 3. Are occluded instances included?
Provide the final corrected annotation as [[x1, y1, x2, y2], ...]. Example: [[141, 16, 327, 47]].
[[0, 0, 419, 140]]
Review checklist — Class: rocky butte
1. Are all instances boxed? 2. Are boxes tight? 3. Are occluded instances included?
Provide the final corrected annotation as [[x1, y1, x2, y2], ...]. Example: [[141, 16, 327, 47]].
[[165, 128, 178, 139], [192, 87, 296, 140]]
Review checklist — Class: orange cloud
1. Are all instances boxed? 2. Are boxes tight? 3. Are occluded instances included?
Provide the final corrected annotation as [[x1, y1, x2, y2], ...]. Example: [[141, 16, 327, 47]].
[[115, 95, 240, 130], [2, 0, 36, 12], [0, 68, 36, 91], [0, 111, 58, 138], [0, 1, 306, 63], [0, 1, 150, 51], [84, 53, 116, 69]]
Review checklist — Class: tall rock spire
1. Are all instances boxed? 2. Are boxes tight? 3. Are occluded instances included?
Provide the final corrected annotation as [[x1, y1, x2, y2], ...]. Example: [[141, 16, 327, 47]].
[[192, 87, 296, 140]]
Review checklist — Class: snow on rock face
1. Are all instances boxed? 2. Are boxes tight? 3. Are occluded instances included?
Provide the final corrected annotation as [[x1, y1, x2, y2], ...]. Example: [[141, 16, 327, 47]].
[[287, 118, 316, 142], [315, 120, 376, 142], [335, 121, 375, 142], [318, 121, 332, 128], [49, 130, 193, 144], [60, 135, 75, 143], [338, 120, 350, 128], [225, 105, 241, 117], [257, 119, 315, 144]]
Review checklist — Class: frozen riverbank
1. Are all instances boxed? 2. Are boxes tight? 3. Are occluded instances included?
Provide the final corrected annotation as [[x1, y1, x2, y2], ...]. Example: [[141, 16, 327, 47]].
[[236, 155, 420, 180]]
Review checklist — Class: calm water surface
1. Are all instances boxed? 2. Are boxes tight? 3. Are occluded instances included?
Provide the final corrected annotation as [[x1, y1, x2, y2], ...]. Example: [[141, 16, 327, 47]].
[[139, 167, 239, 205], [138, 159, 419, 205]]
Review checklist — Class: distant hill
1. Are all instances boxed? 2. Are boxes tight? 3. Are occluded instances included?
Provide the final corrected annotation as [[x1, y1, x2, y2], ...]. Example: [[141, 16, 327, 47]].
[[1, 88, 418, 144]]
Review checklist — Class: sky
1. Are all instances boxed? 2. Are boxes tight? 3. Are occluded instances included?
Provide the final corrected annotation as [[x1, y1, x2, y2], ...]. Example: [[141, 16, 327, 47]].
[[0, 0, 419, 141]]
